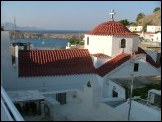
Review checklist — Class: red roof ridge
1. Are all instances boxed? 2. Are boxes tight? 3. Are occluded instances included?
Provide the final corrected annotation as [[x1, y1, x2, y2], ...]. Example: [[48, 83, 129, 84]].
[[91, 53, 111, 59], [136, 47, 161, 68], [87, 21, 138, 37], [97, 53, 130, 77], [18, 49, 95, 77]]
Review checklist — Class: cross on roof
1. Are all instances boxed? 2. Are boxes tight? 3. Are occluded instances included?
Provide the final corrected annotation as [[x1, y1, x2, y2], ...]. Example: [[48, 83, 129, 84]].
[[109, 9, 116, 21]]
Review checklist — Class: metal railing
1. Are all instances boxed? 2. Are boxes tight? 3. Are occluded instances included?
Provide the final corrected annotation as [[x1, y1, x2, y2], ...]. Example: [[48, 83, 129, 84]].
[[1, 86, 24, 121]]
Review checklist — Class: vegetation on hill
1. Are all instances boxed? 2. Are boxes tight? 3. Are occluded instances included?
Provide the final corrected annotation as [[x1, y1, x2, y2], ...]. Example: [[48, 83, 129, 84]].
[[119, 19, 130, 26], [153, 7, 160, 13], [137, 7, 161, 26], [136, 13, 145, 22], [68, 36, 84, 45]]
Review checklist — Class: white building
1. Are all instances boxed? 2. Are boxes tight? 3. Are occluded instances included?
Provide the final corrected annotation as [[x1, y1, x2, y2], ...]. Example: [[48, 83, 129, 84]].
[[127, 26, 143, 32], [147, 26, 161, 33], [1, 10, 161, 121], [153, 32, 161, 42]]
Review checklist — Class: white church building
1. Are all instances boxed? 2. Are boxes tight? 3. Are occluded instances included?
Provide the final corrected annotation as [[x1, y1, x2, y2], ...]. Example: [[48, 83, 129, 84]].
[[1, 10, 161, 121]]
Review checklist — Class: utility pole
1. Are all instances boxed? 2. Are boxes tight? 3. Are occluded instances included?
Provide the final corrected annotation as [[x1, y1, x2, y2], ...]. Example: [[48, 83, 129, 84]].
[[128, 50, 136, 121], [14, 17, 16, 42]]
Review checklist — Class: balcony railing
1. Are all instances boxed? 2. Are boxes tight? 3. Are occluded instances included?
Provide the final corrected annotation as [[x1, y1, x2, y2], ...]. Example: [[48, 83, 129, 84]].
[[1, 86, 24, 121]]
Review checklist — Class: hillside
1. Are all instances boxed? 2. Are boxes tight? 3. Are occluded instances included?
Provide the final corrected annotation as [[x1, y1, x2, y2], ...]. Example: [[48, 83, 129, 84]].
[[137, 10, 161, 26]]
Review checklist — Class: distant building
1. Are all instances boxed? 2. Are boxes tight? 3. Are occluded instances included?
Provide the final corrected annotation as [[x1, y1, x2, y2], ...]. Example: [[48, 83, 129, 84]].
[[127, 26, 143, 33], [147, 26, 161, 33]]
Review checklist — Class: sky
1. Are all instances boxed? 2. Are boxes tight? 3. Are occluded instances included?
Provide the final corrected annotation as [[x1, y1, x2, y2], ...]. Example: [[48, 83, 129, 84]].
[[1, 1, 161, 30]]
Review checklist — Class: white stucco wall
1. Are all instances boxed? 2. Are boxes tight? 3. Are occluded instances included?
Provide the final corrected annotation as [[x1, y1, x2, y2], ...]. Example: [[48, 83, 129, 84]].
[[102, 79, 125, 99], [84, 34, 139, 57], [147, 26, 161, 32], [84, 34, 113, 56], [111, 36, 139, 57], [104, 56, 160, 79], [91, 56, 110, 68]]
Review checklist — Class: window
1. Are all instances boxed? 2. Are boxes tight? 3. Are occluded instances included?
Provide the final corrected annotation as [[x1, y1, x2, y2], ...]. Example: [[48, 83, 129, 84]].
[[56, 93, 66, 105], [87, 37, 89, 45], [134, 63, 139, 72], [112, 86, 118, 97], [113, 90, 118, 97], [121, 39, 126, 48], [87, 81, 91, 87]]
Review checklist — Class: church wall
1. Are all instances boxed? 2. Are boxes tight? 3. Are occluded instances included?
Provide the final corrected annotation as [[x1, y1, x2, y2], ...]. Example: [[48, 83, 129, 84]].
[[112, 37, 139, 57], [84, 34, 113, 56], [3, 72, 98, 92]]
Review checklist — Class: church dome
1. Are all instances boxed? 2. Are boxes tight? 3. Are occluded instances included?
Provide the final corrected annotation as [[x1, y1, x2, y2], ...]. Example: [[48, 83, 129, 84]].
[[88, 21, 138, 37]]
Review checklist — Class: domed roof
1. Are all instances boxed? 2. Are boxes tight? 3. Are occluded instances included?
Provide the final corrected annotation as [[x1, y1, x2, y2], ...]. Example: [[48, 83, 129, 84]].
[[88, 21, 138, 37]]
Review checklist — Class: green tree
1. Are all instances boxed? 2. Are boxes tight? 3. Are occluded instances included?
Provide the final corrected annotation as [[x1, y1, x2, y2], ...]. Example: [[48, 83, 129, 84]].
[[119, 19, 130, 26], [136, 13, 145, 22], [153, 7, 160, 13], [129, 22, 137, 26]]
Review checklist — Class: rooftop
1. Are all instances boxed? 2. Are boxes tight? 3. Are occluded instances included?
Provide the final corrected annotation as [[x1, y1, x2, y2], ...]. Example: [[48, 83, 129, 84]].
[[18, 49, 96, 77], [88, 21, 138, 37]]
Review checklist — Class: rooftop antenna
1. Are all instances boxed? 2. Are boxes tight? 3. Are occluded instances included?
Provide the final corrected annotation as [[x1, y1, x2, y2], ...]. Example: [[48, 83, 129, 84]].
[[13, 17, 16, 43], [109, 9, 116, 21], [128, 49, 136, 121]]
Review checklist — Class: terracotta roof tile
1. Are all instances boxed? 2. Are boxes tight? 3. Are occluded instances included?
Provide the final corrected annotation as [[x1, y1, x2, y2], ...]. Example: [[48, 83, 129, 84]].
[[88, 21, 138, 37], [136, 47, 161, 68], [97, 47, 161, 77], [91, 53, 111, 59], [97, 53, 130, 77], [18, 49, 96, 77]]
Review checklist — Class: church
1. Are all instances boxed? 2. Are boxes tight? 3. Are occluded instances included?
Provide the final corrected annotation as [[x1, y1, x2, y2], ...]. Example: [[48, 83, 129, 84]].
[[1, 10, 161, 121]]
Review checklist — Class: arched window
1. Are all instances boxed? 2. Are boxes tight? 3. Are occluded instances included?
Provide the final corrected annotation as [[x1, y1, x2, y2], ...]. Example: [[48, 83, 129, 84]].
[[121, 38, 126, 48]]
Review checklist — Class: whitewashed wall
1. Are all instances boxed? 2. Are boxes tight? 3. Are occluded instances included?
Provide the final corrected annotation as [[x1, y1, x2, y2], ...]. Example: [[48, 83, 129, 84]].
[[91, 56, 110, 68], [84, 34, 113, 56], [102, 79, 125, 99], [112, 36, 139, 57], [84, 34, 139, 57], [105, 56, 160, 79]]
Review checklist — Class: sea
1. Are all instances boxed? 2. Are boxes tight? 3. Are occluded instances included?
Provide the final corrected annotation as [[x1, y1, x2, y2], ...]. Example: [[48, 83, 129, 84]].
[[14, 30, 88, 49]]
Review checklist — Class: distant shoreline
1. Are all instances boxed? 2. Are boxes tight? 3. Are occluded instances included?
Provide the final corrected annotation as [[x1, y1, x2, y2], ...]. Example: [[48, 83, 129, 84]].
[[10, 30, 86, 39]]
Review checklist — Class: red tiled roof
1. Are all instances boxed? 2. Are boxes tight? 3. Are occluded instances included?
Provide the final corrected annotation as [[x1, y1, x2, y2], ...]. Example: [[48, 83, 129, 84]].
[[136, 47, 161, 68], [18, 49, 96, 77], [97, 53, 130, 77], [91, 53, 111, 59], [97, 47, 161, 77], [88, 21, 138, 37]]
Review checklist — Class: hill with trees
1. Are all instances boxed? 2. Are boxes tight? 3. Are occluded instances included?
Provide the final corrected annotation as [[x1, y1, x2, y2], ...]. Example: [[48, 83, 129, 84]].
[[136, 7, 161, 26]]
